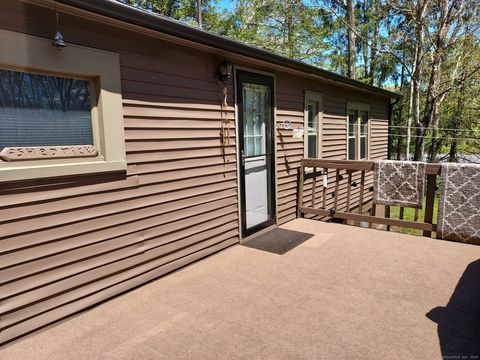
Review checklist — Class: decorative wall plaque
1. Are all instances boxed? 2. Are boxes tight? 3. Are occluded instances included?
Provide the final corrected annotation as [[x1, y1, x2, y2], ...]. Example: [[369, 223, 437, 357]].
[[0, 145, 98, 161]]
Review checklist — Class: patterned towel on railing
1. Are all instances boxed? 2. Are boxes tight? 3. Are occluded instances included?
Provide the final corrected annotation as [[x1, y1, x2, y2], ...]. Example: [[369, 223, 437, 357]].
[[373, 160, 426, 208], [438, 163, 480, 244]]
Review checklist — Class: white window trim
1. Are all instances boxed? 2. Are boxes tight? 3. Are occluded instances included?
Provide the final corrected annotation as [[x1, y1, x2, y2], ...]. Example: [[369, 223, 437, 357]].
[[304, 91, 323, 159], [0, 29, 126, 183], [346, 102, 371, 161]]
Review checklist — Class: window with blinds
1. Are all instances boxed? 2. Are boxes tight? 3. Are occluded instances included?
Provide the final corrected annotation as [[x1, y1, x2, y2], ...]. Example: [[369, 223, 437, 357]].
[[0, 29, 126, 183], [0, 69, 94, 150]]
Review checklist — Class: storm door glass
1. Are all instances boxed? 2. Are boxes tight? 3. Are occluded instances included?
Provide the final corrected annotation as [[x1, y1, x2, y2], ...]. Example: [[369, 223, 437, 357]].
[[243, 83, 270, 157], [240, 77, 274, 234]]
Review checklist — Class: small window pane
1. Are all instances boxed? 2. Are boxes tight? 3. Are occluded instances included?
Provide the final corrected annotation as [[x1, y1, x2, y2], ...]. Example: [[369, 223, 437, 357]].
[[360, 137, 366, 159], [348, 138, 356, 160], [308, 104, 316, 130], [308, 134, 317, 158], [245, 114, 254, 136], [246, 137, 254, 156], [255, 136, 264, 155], [0, 69, 93, 150], [360, 111, 368, 136], [306, 101, 319, 158], [348, 112, 356, 137]]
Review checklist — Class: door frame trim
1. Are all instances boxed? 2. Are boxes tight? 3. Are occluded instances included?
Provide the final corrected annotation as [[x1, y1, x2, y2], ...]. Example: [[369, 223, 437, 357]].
[[235, 68, 277, 239]]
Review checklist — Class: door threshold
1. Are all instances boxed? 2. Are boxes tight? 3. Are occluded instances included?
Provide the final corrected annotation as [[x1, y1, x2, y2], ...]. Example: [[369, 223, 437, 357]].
[[240, 224, 278, 244]]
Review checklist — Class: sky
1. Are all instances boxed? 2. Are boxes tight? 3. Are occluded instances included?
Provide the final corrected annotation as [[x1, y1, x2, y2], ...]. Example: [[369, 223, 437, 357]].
[[215, 0, 236, 13]]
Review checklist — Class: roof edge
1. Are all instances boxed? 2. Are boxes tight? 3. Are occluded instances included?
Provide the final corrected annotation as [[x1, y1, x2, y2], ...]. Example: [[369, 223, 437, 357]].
[[57, 0, 401, 98]]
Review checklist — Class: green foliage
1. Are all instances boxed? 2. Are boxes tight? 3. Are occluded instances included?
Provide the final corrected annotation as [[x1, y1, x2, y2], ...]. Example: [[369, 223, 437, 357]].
[[222, 0, 333, 65], [389, 196, 439, 236]]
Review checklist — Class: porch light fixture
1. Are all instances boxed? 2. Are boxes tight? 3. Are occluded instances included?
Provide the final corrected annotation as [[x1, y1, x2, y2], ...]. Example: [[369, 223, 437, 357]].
[[217, 59, 233, 82], [52, 4, 66, 49]]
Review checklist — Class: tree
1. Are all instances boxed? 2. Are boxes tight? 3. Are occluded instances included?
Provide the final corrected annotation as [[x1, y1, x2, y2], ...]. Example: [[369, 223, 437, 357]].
[[346, 0, 356, 77]]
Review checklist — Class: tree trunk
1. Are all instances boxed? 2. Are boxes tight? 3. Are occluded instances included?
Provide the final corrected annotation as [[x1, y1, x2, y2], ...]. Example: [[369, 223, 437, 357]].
[[346, 0, 356, 78], [448, 141, 457, 162], [368, 6, 378, 85], [417, 0, 450, 162], [449, 83, 466, 162], [362, 0, 368, 79], [411, 0, 428, 161], [197, 0, 202, 28]]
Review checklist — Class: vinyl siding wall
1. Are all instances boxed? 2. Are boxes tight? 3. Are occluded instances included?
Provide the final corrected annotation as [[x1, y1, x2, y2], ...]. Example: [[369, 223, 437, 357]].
[[0, 0, 389, 345], [275, 75, 389, 223]]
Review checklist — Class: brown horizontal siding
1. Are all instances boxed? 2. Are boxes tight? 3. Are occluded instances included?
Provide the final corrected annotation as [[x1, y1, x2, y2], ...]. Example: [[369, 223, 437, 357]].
[[0, 237, 237, 344], [1, 224, 239, 326], [0, 1, 240, 344], [0, 0, 391, 344]]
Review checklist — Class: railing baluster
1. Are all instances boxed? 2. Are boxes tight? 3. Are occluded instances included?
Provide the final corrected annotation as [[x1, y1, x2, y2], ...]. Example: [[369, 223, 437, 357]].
[[311, 166, 317, 208], [346, 170, 352, 212], [399, 207, 404, 220], [358, 170, 365, 214], [334, 169, 340, 210], [322, 168, 327, 209], [369, 203, 376, 228], [385, 205, 391, 231], [423, 174, 437, 237], [414, 208, 419, 222]]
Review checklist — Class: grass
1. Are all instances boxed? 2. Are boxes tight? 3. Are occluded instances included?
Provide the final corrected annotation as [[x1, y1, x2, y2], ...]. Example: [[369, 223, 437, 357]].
[[388, 196, 439, 236]]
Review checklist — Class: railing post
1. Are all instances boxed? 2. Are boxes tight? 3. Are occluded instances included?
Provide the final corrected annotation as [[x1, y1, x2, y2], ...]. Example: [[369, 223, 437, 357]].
[[423, 174, 436, 237]]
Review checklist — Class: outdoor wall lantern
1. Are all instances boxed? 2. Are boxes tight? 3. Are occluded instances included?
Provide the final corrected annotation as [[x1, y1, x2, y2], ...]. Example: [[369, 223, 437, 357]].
[[53, 30, 66, 49], [217, 59, 233, 82], [52, 4, 66, 50]]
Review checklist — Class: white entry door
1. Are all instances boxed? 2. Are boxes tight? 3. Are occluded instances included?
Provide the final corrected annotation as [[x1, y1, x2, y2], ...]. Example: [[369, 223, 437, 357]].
[[237, 71, 275, 237]]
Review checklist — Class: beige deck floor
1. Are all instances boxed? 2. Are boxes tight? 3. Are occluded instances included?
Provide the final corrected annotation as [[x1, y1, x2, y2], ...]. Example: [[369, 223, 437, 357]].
[[2, 219, 480, 360]]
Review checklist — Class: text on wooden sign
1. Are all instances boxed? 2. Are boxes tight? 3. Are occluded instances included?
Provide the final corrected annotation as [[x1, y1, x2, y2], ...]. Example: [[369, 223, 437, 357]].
[[0, 145, 98, 161]]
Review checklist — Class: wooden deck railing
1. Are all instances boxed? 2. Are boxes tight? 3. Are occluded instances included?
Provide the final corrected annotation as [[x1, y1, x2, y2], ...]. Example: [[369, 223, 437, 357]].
[[297, 159, 441, 237]]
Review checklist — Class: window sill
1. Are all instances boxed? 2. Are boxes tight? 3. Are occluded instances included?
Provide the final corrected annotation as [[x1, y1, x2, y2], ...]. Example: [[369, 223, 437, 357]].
[[0, 159, 127, 183]]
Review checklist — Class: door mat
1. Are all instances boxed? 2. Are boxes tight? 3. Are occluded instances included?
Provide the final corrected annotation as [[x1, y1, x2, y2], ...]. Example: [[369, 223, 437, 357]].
[[242, 228, 314, 255]]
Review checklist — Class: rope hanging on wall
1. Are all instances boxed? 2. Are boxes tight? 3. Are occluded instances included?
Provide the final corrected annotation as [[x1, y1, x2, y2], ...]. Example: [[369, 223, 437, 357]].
[[221, 86, 230, 147]]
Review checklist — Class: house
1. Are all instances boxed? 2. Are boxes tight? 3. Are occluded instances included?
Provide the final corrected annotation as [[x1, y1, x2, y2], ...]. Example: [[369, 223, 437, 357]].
[[0, 0, 399, 344]]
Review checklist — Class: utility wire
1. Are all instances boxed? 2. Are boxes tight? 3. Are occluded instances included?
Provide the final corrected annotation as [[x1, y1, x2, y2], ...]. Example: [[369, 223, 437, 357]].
[[388, 125, 478, 132], [387, 133, 480, 141], [306, 121, 478, 133]]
